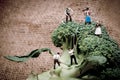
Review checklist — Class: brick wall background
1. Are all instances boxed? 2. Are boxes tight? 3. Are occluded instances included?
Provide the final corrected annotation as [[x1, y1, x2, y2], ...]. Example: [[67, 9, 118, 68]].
[[0, 0, 120, 80]]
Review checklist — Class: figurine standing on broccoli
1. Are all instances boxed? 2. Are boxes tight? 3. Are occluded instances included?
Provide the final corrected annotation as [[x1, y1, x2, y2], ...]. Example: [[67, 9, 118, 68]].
[[83, 7, 91, 25], [68, 48, 78, 65], [53, 52, 61, 69], [94, 21, 102, 37], [65, 8, 73, 22]]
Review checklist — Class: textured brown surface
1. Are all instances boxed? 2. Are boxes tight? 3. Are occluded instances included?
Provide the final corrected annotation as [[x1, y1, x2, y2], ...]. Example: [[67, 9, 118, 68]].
[[0, 0, 120, 80]]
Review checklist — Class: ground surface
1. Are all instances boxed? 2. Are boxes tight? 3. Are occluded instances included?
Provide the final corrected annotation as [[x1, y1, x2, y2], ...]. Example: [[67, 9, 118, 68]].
[[0, 0, 120, 80]]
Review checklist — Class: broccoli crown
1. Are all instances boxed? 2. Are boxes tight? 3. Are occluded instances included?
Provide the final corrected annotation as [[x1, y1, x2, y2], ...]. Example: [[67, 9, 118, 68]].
[[52, 21, 120, 65], [51, 22, 80, 48]]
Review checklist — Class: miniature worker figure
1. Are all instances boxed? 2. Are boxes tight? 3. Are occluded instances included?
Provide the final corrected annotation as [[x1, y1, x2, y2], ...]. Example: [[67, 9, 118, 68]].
[[83, 7, 91, 25], [95, 21, 102, 37], [65, 7, 73, 22], [69, 48, 78, 65], [53, 52, 61, 69]]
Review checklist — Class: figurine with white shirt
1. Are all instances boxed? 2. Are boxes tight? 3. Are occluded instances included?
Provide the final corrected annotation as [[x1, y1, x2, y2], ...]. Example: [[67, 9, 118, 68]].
[[94, 21, 102, 37], [53, 52, 61, 69], [68, 48, 78, 65]]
